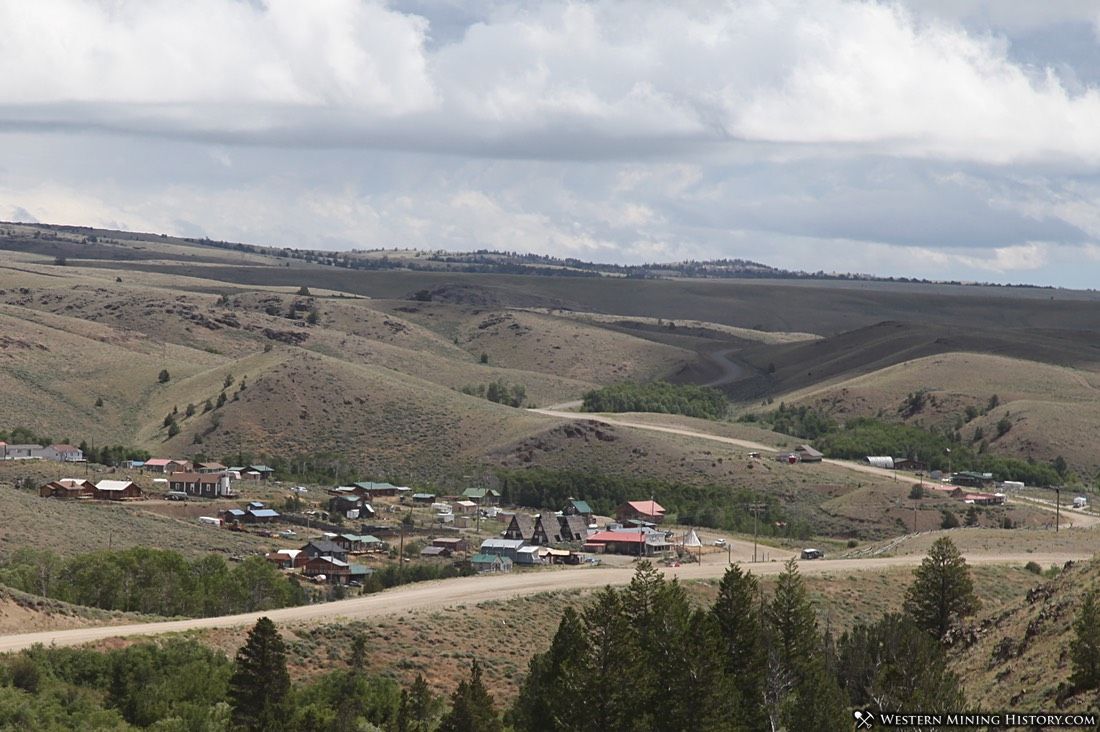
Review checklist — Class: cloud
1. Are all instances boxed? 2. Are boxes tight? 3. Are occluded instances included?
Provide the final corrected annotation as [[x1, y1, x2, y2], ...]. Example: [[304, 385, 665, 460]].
[[2, 0, 1100, 165]]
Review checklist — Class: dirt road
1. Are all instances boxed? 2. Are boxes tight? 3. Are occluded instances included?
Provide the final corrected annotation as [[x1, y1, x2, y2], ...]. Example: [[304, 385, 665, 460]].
[[0, 550, 1086, 654]]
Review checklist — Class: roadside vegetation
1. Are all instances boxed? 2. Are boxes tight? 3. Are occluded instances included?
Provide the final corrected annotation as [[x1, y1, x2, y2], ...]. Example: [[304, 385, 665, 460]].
[[581, 381, 728, 420], [0, 548, 305, 618], [745, 405, 1065, 486]]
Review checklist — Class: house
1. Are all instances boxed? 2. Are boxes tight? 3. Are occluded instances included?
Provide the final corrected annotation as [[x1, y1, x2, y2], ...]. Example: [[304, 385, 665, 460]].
[[300, 540, 348, 563], [144, 458, 191, 474], [243, 508, 280, 523], [39, 478, 95, 499], [353, 481, 403, 497], [795, 445, 823, 463], [564, 499, 594, 521], [503, 514, 537, 542], [247, 465, 275, 480], [410, 493, 436, 504], [329, 485, 372, 498], [616, 500, 666, 524], [583, 529, 669, 557], [94, 480, 143, 501], [328, 495, 375, 520], [219, 508, 247, 523], [892, 458, 927, 471], [479, 538, 525, 562], [333, 534, 382, 553], [462, 487, 501, 505], [550, 514, 589, 543], [168, 472, 232, 498], [420, 545, 451, 559], [38, 444, 85, 463], [4, 444, 42, 460], [193, 461, 227, 474], [471, 553, 512, 573], [303, 555, 350, 582], [454, 500, 478, 515], [964, 493, 1005, 506], [432, 537, 467, 553]]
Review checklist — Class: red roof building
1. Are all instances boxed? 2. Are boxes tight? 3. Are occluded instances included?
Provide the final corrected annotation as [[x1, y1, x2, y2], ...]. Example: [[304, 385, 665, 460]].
[[584, 530, 660, 556], [616, 500, 667, 523]]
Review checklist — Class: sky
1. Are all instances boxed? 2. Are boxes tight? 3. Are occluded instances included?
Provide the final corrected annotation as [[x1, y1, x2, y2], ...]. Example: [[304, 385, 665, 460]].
[[3, 1, 1100, 287]]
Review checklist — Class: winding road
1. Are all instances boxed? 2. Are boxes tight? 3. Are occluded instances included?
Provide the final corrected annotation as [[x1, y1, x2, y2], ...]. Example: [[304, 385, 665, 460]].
[[0, 549, 1086, 653]]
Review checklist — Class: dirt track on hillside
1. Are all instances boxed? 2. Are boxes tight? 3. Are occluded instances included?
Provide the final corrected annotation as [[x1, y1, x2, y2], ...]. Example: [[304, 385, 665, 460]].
[[0, 550, 1087, 653]]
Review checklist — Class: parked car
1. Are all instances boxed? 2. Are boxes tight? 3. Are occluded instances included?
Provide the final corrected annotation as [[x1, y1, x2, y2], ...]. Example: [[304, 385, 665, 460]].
[[712, 538, 727, 547], [800, 548, 824, 560], [278, 529, 298, 539]]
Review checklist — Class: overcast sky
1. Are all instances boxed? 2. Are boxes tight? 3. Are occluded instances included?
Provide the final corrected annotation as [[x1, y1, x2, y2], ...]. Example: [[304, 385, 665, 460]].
[[3, 1, 1100, 287]]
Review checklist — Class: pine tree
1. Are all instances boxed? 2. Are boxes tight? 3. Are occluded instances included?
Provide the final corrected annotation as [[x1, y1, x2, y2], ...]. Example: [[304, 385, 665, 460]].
[[228, 617, 291, 732], [712, 565, 769, 729], [903, 537, 981, 640], [512, 606, 590, 732], [769, 559, 819, 679], [438, 660, 502, 732], [158, 369, 170, 383], [582, 587, 639, 732], [1072, 590, 1100, 691]]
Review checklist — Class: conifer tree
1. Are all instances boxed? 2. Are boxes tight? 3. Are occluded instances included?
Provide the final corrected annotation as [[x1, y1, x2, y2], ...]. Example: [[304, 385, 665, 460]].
[[512, 607, 590, 732], [228, 617, 291, 732], [438, 660, 502, 732], [903, 537, 980, 640], [1071, 590, 1100, 691], [712, 564, 769, 729]]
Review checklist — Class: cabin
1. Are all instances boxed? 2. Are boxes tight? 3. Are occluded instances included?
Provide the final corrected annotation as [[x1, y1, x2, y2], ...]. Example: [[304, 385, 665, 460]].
[[550, 514, 589, 543], [243, 508, 280, 523], [333, 534, 382, 553], [462, 487, 501, 505], [410, 493, 436, 504], [503, 514, 537, 543], [39, 478, 95, 499], [420, 546, 451, 559], [168, 472, 232, 498], [616, 500, 666, 524], [454, 500, 478, 514], [353, 481, 403, 497], [470, 553, 512, 573], [193, 461, 227, 474], [265, 549, 300, 569], [94, 480, 143, 501], [328, 495, 375, 520], [564, 498, 594, 521], [300, 540, 348, 563], [4, 444, 42, 460]]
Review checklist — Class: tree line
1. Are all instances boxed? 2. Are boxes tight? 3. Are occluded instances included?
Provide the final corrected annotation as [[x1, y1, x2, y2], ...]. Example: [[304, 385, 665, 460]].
[[0, 548, 305, 618], [581, 381, 728, 420], [513, 537, 980, 730]]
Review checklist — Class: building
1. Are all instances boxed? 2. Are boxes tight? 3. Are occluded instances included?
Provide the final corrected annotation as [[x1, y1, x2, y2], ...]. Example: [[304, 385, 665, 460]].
[[432, 537, 467, 554], [616, 500, 666, 524], [420, 545, 451, 559], [39, 478, 95, 499], [94, 480, 143, 501], [247, 465, 275, 480], [462, 487, 501, 505], [333, 534, 383, 553], [300, 540, 349, 563], [302, 556, 371, 584], [564, 499, 594, 521], [865, 456, 895, 469], [193, 461, 227, 474], [4, 444, 42, 460], [353, 481, 403, 497], [38, 444, 85, 463], [410, 493, 436, 504], [503, 514, 537, 543], [144, 458, 191, 474], [479, 538, 525, 562], [549, 514, 589, 543], [243, 508, 280, 523], [328, 495, 375, 520], [220, 508, 247, 523], [515, 546, 543, 565], [168, 472, 232, 498], [892, 458, 927, 471], [964, 493, 1005, 506], [584, 529, 669, 557], [454, 500, 478, 515], [265, 549, 301, 569], [794, 445, 823, 463], [471, 553, 512, 573]]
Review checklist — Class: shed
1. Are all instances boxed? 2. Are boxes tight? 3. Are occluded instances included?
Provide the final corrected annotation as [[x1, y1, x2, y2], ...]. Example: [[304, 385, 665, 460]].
[[420, 546, 451, 558], [795, 445, 823, 462]]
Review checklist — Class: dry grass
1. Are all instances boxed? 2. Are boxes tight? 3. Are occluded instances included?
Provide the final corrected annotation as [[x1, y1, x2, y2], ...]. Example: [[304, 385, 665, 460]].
[[528, 308, 821, 344]]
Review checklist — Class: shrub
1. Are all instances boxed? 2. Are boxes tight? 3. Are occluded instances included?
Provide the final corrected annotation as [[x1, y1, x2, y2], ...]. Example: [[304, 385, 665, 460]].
[[158, 369, 171, 383], [1024, 561, 1042, 575]]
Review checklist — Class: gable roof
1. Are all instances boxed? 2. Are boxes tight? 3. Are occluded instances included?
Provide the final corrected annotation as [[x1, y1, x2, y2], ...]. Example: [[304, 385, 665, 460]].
[[248, 509, 280, 518], [506, 514, 536, 540], [354, 481, 401, 491], [625, 500, 666, 516], [304, 540, 345, 554], [470, 553, 505, 564], [569, 499, 593, 514], [559, 514, 589, 539], [144, 458, 173, 467], [169, 472, 224, 484], [95, 480, 135, 492], [420, 546, 448, 556], [463, 487, 501, 499], [480, 538, 525, 550]]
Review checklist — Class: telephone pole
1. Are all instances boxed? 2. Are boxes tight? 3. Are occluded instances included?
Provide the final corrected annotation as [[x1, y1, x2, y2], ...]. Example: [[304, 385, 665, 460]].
[[745, 502, 766, 563]]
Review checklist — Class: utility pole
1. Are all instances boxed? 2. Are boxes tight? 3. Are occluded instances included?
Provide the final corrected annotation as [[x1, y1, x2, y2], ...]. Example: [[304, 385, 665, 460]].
[[1056, 488, 1061, 533], [745, 502, 766, 563]]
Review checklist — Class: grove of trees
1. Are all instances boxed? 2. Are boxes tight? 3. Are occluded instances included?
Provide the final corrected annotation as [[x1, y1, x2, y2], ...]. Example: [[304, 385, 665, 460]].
[[581, 381, 728, 420]]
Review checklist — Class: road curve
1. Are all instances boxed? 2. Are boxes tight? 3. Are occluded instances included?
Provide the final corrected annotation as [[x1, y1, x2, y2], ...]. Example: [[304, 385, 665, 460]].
[[0, 551, 1087, 654]]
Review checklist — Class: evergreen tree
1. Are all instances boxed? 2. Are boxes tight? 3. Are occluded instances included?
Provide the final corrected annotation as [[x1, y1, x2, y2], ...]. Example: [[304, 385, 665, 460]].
[[712, 565, 769, 729], [838, 613, 966, 713], [769, 559, 819, 679], [582, 587, 639, 732], [1072, 590, 1100, 691], [158, 369, 170, 383], [438, 660, 502, 732], [512, 607, 590, 732], [228, 617, 291, 732], [903, 537, 980, 640]]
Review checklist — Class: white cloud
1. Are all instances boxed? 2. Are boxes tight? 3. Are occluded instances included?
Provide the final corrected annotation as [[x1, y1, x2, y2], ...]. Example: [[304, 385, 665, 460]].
[[3, 0, 1100, 165]]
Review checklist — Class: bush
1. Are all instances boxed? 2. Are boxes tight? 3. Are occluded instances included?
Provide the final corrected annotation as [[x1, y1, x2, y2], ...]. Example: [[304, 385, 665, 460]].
[[909, 484, 924, 500], [940, 510, 960, 529], [1025, 561, 1042, 575], [158, 369, 171, 383]]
